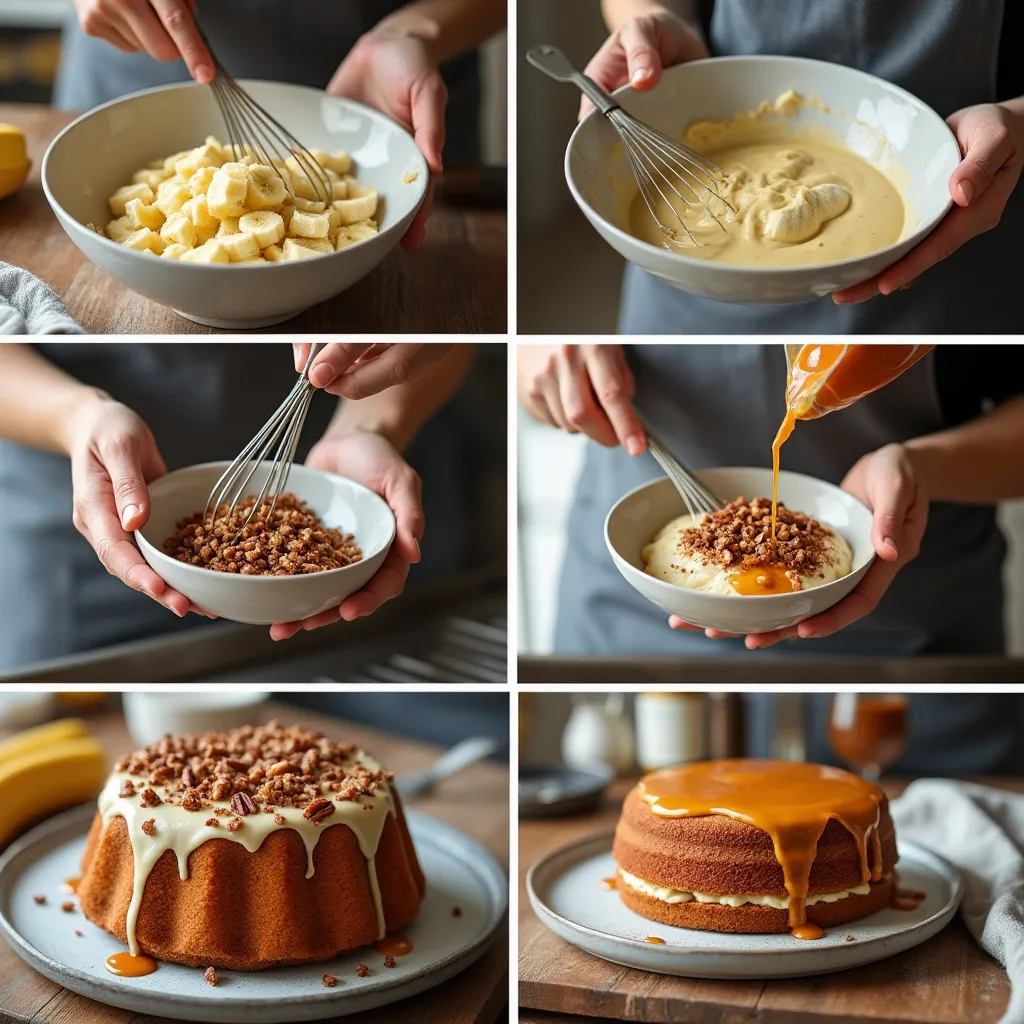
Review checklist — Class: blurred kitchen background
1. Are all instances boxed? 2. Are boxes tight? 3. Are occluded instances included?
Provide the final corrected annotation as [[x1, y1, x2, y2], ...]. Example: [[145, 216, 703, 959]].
[[0, 0, 507, 166], [520, 691, 1024, 781], [518, 0, 630, 334], [0, 344, 507, 685], [517, 347, 1024, 674]]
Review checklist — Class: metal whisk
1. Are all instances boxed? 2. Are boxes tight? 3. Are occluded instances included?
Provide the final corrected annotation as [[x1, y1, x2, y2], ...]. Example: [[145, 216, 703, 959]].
[[205, 343, 324, 538], [200, 28, 333, 206], [641, 417, 723, 520], [527, 44, 734, 245]]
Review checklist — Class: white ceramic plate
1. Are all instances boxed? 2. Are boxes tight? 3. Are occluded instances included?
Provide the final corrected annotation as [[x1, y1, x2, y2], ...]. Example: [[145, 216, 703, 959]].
[[0, 804, 507, 1022], [527, 832, 962, 979]]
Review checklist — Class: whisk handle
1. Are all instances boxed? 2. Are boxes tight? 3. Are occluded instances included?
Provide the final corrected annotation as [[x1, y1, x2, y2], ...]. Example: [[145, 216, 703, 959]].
[[526, 45, 619, 116]]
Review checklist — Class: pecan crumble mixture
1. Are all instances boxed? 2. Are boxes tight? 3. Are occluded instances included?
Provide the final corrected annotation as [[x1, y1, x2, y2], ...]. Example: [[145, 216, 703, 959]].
[[113, 722, 392, 819], [204, 966, 218, 987], [356, 964, 371, 978], [678, 497, 835, 587], [163, 493, 361, 576], [322, 973, 338, 987]]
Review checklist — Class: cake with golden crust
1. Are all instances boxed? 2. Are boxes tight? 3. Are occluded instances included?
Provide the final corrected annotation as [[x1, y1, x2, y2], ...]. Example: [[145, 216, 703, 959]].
[[612, 759, 897, 937], [78, 722, 425, 970]]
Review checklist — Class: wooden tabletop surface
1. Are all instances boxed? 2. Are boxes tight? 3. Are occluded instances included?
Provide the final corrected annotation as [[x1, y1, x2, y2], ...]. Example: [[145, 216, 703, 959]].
[[0, 698, 509, 1024], [0, 105, 506, 334], [520, 776, 1019, 1024]]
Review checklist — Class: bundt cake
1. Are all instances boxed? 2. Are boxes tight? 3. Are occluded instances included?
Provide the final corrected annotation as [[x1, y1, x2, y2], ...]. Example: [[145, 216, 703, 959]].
[[612, 759, 897, 938], [78, 722, 425, 970]]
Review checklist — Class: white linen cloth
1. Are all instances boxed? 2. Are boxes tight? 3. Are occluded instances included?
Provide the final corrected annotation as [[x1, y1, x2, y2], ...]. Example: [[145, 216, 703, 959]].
[[0, 262, 83, 334], [892, 779, 1024, 1024]]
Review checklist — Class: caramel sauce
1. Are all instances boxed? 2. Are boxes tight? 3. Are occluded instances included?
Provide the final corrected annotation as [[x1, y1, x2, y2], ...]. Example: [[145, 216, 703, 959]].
[[640, 760, 883, 935], [61, 877, 81, 894], [829, 695, 908, 775], [890, 888, 926, 912], [791, 922, 824, 941], [645, 936, 666, 944], [729, 563, 799, 595], [600, 877, 617, 890], [372, 935, 414, 957], [105, 951, 158, 977], [769, 344, 933, 560]]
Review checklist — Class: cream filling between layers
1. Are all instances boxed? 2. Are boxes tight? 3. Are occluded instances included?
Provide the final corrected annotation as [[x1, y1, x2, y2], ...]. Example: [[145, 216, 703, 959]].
[[98, 753, 394, 956], [618, 868, 876, 908]]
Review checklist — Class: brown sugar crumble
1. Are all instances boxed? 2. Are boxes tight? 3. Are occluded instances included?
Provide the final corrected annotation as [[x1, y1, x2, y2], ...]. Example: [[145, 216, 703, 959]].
[[61, 902, 75, 913], [678, 497, 834, 585], [111, 721, 392, 820], [141, 818, 157, 837], [32, 895, 46, 905], [383, 955, 397, 968], [356, 964, 371, 978], [321, 973, 338, 988], [164, 493, 361, 576], [204, 966, 218, 987], [74, 929, 83, 937]]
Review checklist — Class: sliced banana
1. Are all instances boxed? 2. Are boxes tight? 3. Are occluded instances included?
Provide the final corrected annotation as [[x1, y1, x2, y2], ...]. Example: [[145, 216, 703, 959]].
[[263, 243, 284, 262], [292, 196, 326, 213], [219, 231, 261, 262], [109, 183, 154, 218], [188, 166, 218, 197], [332, 184, 378, 225], [125, 197, 165, 231], [288, 209, 331, 239], [155, 182, 192, 218], [123, 228, 165, 255], [207, 165, 249, 219], [161, 212, 197, 248], [217, 217, 241, 237], [335, 219, 378, 250], [162, 243, 191, 260], [106, 215, 133, 243], [180, 239, 230, 264], [282, 238, 322, 260], [239, 210, 285, 248], [245, 164, 289, 211]]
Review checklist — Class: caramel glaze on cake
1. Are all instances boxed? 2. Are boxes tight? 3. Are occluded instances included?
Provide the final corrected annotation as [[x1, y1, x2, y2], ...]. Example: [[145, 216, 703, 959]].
[[78, 722, 425, 971], [612, 760, 897, 938]]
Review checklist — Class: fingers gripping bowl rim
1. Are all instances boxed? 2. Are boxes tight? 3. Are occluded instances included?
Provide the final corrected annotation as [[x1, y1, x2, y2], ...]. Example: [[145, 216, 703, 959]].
[[565, 55, 961, 305], [604, 468, 876, 635], [42, 80, 430, 329], [135, 461, 397, 625]]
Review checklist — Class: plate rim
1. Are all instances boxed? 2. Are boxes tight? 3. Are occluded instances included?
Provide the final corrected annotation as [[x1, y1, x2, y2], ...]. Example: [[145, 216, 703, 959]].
[[527, 829, 964, 958], [0, 802, 508, 1021]]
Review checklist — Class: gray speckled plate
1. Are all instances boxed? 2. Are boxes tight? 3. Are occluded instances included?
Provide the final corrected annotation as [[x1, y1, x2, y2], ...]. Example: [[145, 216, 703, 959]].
[[0, 803, 507, 1022], [527, 832, 961, 979]]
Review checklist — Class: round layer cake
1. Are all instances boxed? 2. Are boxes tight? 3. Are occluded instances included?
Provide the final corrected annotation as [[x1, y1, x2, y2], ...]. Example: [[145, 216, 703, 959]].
[[612, 759, 897, 936], [78, 722, 425, 970]]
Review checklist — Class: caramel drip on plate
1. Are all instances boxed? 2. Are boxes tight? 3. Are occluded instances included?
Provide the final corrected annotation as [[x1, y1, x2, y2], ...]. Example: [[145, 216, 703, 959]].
[[640, 760, 883, 934], [600, 876, 617, 890], [62, 877, 81, 894], [645, 935, 666, 944], [373, 935, 414, 956], [105, 951, 157, 977]]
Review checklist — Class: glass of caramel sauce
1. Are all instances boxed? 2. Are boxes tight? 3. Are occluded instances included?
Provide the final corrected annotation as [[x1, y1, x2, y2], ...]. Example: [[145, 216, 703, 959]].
[[828, 693, 908, 781]]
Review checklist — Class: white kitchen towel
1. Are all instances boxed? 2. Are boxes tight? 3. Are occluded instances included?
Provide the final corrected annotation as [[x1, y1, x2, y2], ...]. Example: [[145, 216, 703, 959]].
[[891, 779, 1024, 1024], [0, 262, 83, 334]]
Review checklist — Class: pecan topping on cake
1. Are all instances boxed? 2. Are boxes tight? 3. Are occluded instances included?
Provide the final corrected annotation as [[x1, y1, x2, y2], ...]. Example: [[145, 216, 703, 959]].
[[141, 819, 157, 837], [303, 798, 335, 825], [679, 497, 834, 581], [113, 722, 391, 818]]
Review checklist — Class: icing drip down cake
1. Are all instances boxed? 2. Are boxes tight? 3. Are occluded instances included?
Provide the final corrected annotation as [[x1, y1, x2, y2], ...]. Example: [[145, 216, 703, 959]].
[[77, 722, 424, 970], [612, 759, 897, 939]]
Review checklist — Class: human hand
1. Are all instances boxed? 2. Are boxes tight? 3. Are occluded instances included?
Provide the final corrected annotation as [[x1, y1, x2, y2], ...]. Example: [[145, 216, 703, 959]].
[[579, 5, 709, 119], [269, 429, 423, 641], [834, 102, 1024, 304], [518, 344, 646, 454], [668, 444, 928, 648], [73, 0, 214, 83], [68, 392, 208, 620], [293, 343, 452, 399], [328, 29, 446, 250]]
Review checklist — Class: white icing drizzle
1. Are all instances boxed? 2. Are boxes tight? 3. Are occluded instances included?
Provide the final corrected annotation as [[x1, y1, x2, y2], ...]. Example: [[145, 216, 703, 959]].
[[618, 868, 887, 909], [96, 751, 395, 956]]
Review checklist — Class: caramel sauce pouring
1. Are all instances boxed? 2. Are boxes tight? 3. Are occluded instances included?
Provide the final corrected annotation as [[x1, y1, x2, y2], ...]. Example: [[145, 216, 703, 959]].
[[640, 760, 885, 937]]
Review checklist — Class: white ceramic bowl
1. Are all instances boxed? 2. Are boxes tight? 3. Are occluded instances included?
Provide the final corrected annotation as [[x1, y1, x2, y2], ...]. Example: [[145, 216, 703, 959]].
[[136, 461, 395, 625], [123, 692, 272, 746], [605, 468, 874, 634], [42, 80, 429, 328], [566, 55, 961, 304]]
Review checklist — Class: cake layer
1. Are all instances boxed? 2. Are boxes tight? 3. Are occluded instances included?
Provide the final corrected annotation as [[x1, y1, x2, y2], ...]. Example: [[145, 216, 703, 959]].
[[619, 875, 894, 934], [612, 785, 897, 898]]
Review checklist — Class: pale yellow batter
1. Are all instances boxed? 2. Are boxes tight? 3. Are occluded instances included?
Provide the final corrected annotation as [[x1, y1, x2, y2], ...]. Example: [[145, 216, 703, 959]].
[[627, 93, 905, 266]]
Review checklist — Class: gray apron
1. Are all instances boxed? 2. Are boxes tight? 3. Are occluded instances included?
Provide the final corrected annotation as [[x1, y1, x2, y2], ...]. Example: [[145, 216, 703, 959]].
[[0, 344, 464, 670], [554, 345, 1006, 657], [620, 0, 1020, 334], [54, 1, 481, 165]]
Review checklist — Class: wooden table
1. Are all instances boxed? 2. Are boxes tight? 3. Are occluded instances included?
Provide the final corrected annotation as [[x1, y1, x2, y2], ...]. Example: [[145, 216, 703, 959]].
[[0, 699, 509, 1024], [520, 778, 1017, 1024], [0, 105, 506, 333]]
